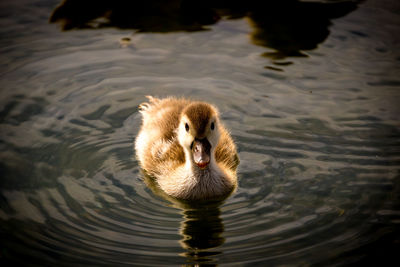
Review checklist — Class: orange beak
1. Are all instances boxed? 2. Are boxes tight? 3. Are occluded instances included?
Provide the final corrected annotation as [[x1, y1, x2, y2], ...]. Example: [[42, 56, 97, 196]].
[[192, 138, 211, 169]]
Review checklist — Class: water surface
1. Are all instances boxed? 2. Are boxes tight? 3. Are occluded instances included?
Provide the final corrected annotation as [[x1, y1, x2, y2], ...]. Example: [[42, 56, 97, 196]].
[[1, 0, 399, 266]]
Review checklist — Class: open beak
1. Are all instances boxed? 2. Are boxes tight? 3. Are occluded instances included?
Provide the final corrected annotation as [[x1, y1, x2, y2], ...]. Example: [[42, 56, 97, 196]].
[[192, 138, 211, 169]]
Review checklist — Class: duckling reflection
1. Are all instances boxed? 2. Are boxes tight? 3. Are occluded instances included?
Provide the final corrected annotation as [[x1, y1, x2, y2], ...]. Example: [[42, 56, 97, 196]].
[[50, 0, 359, 61], [143, 174, 225, 265], [180, 202, 224, 264]]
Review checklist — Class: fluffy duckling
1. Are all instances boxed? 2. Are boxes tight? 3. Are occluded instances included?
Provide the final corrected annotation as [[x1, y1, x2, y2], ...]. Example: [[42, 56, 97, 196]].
[[135, 96, 239, 200]]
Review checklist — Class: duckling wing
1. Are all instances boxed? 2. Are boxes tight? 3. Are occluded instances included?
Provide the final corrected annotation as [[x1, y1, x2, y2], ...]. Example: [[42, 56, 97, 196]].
[[138, 96, 190, 140], [215, 128, 239, 171], [156, 139, 185, 164], [136, 97, 189, 174]]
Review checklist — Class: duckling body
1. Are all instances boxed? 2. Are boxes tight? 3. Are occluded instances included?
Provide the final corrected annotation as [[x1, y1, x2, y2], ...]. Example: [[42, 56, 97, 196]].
[[135, 96, 239, 200]]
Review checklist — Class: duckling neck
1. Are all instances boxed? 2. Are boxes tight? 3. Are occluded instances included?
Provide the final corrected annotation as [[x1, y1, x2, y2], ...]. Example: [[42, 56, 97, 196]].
[[182, 151, 234, 197]]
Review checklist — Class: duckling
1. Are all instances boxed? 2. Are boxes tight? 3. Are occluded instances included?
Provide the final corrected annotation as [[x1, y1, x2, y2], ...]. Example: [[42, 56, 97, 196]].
[[135, 96, 239, 200]]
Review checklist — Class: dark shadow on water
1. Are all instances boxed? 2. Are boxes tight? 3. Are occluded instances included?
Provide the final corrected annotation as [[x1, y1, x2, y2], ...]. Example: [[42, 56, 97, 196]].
[[50, 0, 361, 61], [143, 174, 226, 265], [247, 0, 360, 60], [50, 0, 220, 32]]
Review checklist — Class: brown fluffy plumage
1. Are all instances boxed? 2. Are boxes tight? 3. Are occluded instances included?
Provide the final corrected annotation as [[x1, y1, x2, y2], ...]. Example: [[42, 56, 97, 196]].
[[135, 96, 239, 200]]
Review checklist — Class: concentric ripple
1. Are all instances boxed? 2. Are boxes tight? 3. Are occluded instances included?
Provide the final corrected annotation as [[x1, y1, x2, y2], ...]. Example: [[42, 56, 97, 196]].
[[1, 0, 400, 266]]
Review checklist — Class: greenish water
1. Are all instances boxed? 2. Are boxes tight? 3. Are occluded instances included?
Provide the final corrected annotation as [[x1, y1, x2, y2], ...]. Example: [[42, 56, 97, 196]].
[[1, 0, 399, 266]]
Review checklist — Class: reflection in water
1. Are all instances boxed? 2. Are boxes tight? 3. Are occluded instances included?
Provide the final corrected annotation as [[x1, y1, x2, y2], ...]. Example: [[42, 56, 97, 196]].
[[180, 203, 224, 264], [50, 0, 360, 60], [143, 174, 225, 264]]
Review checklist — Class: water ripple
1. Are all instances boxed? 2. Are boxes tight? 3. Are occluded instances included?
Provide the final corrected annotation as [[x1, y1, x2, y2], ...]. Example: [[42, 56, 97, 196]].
[[1, 0, 400, 265]]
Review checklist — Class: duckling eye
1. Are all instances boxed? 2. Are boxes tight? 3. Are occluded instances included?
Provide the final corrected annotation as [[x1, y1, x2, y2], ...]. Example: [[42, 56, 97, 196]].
[[185, 123, 189, 132], [211, 122, 215, 130]]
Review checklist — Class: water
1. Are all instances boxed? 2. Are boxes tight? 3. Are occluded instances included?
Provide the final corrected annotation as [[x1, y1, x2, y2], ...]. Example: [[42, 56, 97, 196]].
[[1, 0, 399, 265]]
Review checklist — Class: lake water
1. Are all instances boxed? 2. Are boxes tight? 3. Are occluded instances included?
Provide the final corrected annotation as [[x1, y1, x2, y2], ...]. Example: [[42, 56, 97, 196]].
[[1, 0, 399, 266]]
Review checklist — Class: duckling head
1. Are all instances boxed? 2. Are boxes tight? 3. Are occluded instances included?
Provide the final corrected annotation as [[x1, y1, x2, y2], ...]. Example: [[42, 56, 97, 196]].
[[177, 102, 220, 170]]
